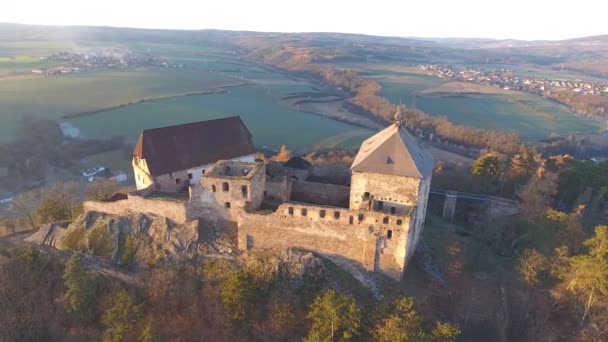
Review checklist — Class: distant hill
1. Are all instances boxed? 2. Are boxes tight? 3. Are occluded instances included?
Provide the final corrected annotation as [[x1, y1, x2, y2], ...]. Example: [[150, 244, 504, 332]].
[[1, 23, 606, 77]]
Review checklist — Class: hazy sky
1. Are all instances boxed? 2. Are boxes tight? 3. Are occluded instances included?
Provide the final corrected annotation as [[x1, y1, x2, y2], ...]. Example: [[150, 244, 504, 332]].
[[1, 0, 605, 40]]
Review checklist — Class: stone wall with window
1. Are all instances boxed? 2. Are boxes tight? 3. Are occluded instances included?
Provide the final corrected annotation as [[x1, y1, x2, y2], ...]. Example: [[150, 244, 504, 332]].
[[237, 202, 413, 279], [199, 161, 265, 213]]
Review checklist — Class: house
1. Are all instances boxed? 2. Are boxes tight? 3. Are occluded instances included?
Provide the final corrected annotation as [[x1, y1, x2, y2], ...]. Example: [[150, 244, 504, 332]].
[[112, 171, 128, 183], [132, 116, 256, 192], [0, 192, 14, 204]]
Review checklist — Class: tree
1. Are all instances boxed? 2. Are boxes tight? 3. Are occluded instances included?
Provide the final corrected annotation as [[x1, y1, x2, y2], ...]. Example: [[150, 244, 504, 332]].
[[9, 190, 40, 229], [372, 296, 460, 342], [472, 153, 504, 178], [304, 290, 361, 342], [102, 289, 142, 342], [517, 249, 549, 286], [51, 181, 82, 220], [274, 145, 292, 162], [36, 194, 69, 224], [63, 253, 96, 322], [137, 321, 159, 342], [221, 270, 256, 321], [519, 169, 559, 219], [37, 181, 83, 223], [558, 226, 608, 331], [86, 179, 118, 201], [511, 148, 539, 177], [472, 153, 507, 193]]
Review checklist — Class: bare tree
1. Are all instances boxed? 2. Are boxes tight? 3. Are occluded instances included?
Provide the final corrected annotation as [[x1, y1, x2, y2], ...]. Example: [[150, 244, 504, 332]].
[[9, 190, 40, 229], [42, 181, 84, 220], [86, 179, 118, 201]]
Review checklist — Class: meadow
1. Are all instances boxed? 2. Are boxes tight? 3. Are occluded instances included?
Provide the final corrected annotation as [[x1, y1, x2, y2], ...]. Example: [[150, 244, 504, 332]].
[[336, 62, 604, 141]]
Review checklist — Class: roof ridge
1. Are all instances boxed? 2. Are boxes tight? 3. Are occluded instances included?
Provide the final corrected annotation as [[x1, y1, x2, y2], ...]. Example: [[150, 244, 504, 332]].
[[142, 115, 241, 133], [394, 128, 422, 178]]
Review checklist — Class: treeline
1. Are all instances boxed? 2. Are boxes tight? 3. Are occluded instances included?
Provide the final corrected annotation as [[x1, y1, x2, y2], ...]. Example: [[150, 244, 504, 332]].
[[548, 90, 608, 118], [0, 246, 460, 341], [241, 41, 523, 155]]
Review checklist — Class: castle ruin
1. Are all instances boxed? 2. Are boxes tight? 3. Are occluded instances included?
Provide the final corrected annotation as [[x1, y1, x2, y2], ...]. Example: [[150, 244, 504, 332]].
[[85, 113, 434, 280]]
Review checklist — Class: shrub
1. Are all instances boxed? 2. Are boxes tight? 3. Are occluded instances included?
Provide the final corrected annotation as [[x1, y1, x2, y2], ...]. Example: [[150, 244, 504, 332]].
[[221, 270, 256, 322], [63, 253, 96, 322], [518, 249, 549, 286], [62, 227, 87, 252], [87, 225, 114, 258]]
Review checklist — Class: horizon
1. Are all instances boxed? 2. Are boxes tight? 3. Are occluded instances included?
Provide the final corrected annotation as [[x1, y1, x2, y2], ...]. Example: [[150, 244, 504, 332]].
[[1, 0, 606, 41], [3, 21, 606, 43]]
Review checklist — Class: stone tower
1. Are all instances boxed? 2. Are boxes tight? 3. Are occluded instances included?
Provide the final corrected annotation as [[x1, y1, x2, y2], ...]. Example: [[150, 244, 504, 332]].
[[349, 109, 434, 275]]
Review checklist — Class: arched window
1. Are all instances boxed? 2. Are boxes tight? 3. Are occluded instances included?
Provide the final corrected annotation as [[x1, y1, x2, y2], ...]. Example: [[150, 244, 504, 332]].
[[211, 185, 216, 192], [222, 182, 229, 191]]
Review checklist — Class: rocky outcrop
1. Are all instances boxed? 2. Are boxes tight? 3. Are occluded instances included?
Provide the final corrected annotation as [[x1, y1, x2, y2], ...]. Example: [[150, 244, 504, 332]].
[[276, 249, 326, 288], [26, 211, 200, 266]]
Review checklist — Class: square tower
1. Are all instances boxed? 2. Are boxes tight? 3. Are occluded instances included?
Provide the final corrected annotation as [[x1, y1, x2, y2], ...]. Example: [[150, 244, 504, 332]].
[[350, 116, 434, 275]]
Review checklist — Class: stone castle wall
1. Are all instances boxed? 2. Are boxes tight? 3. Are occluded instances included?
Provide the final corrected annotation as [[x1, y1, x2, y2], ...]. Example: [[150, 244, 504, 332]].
[[238, 202, 412, 279], [350, 172, 420, 210], [83, 194, 188, 223], [265, 176, 290, 203], [290, 180, 350, 208], [309, 165, 351, 185]]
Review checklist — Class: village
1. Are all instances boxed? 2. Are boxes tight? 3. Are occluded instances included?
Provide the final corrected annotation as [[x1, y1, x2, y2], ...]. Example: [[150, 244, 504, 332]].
[[419, 64, 608, 96], [32, 49, 183, 76]]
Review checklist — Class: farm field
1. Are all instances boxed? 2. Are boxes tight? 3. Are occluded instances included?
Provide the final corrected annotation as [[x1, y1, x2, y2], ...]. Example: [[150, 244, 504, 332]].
[[0, 67, 243, 140], [67, 85, 374, 152], [333, 62, 604, 141], [0, 40, 373, 154]]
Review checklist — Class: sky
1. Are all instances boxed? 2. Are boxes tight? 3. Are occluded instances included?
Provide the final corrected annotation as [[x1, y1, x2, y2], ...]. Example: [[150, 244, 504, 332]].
[[1, 0, 606, 40]]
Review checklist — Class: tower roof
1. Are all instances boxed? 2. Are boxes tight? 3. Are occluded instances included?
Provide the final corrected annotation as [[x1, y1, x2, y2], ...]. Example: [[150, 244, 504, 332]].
[[351, 123, 434, 178]]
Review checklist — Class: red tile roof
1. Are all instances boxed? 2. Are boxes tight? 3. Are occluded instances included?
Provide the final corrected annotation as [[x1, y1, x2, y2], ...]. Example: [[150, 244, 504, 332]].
[[133, 116, 256, 176]]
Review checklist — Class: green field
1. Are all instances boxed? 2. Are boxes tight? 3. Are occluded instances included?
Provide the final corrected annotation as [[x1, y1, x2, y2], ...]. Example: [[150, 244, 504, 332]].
[[0, 67, 243, 140], [67, 85, 373, 152], [0, 41, 373, 154], [335, 62, 604, 141]]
